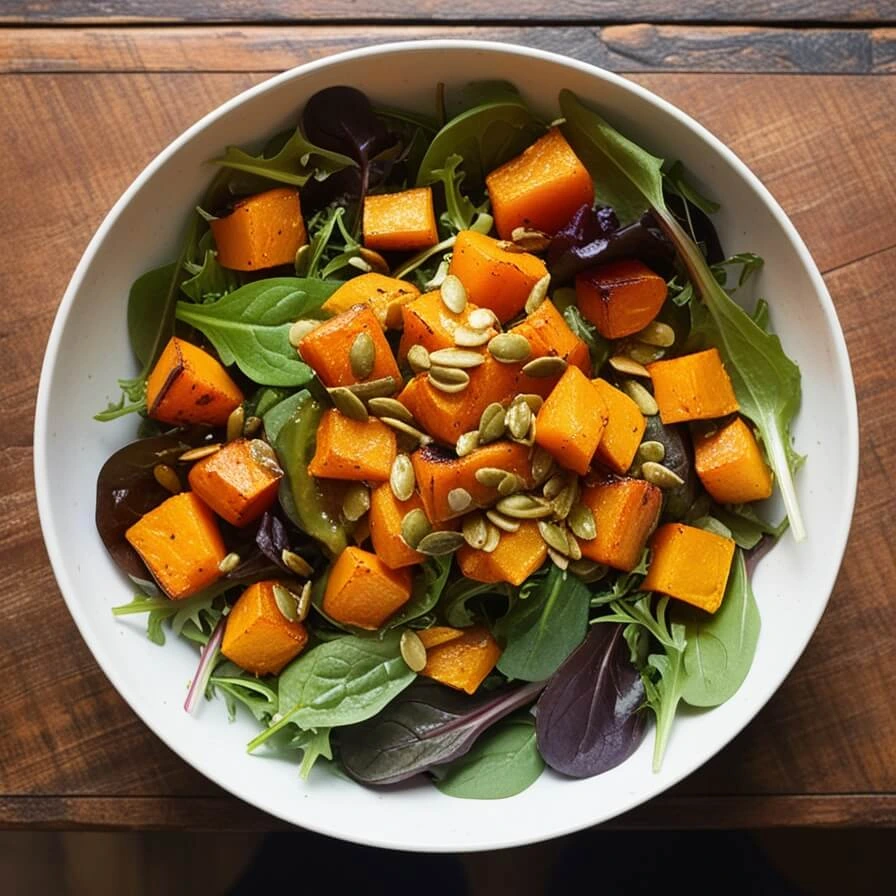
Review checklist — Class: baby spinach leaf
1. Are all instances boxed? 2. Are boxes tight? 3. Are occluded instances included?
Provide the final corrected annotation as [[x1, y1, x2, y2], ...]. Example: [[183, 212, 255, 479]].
[[433, 715, 543, 800], [176, 277, 338, 386], [496, 566, 590, 682], [127, 262, 180, 367]]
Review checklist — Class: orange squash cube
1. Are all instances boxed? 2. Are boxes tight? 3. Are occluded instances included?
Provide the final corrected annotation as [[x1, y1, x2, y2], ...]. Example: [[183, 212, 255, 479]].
[[368, 485, 427, 570], [576, 259, 668, 339], [419, 625, 502, 694], [648, 348, 740, 424], [486, 128, 594, 240], [145, 337, 244, 427], [322, 272, 420, 330], [694, 416, 773, 504], [322, 546, 412, 630], [307, 409, 397, 482], [210, 187, 307, 271], [221, 580, 309, 675], [298, 304, 401, 388], [125, 492, 227, 599], [578, 478, 662, 572], [397, 290, 495, 361], [643, 523, 736, 613], [591, 379, 647, 474], [418, 627, 465, 650], [457, 520, 548, 587], [363, 187, 438, 252], [511, 299, 590, 373]]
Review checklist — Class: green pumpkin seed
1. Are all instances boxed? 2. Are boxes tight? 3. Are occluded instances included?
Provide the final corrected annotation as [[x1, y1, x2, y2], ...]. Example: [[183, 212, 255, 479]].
[[448, 487, 473, 514], [226, 405, 245, 443], [454, 325, 492, 347], [294, 244, 311, 276], [495, 494, 553, 520], [462, 513, 489, 549], [249, 439, 282, 475], [522, 355, 567, 378], [359, 247, 389, 275], [517, 393, 544, 414], [429, 347, 486, 369], [497, 473, 524, 498], [153, 463, 182, 495], [347, 376, 399, 400], [474, 467, 510, 488], [243, 415, 262, 437], [400, 630, 428, 672], [380, 417, 431, 446], [641, 461, 685, 489], [531, 446, 554, 485], [273, 584, 301, 622], [478, 402, 506, 444], [609, 355, 651, 378], [416, 530, 466, 556], [281, 549, 313, 577], [538, 520, 571, 555], [505, 400, 532, 441], [400, 508, 431, 549], [622, 379, 659, 416], [485, 509, 521, 533], [390, 453, 416, 502], [342, 483, 371, 522], [349, 331, 376, 381], [482, 523, 502, 553], [407, 344, 431, 374], [455, 431, 480, 457], [288, 318, 319, 348], [488, 333, 532, 364], [635, 320, 676, 348], [440, 274, 467, 314], [543, 474, 567, 500], [295, 581, 312, 622], [627, 342, 665, 365], [329, 386, 369, 421], [468, 308, 498, 330], [568, 558, 608, 583], [567, 503, 597, 541], [548, 548, 569, 570], [428, 366, 470, 393], [565, 529, 583, 561], [368, 397, 416, 425], [218, 551, 241, 574], [638, 440, 666, 463], [551, 479, 579, 521], [178, 443, 221, 462], [524, 273, 551, 315]]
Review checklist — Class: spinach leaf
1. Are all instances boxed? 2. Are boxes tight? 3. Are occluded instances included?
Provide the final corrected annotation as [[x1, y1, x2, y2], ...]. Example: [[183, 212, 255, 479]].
[[384, 556, 452, 631], [496, 566, 590, 682], [433, 715, 543, 800], [535, 624, 647, 778], [175, 277, 338, 386], [560, 89, 805, 540], [337, 680, 545, 785], [562, 305, 610, 372]]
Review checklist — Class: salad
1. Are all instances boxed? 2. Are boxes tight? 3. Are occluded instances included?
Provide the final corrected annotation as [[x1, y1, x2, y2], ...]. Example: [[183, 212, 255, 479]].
[[95, 82, 803, 800]]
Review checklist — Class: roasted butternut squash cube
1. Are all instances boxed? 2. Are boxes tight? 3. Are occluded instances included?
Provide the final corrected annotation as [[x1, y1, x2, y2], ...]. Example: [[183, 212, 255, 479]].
[[397, 290, 495, 361], [363, 187, 438, 252], [419, 625, 502, 695], [322, 272, 420, 330], [457, 520, 547, 587], [417, 627, 465, 649], [648, 348, 740, 424], [146, 337, 244, 427], [298, 304, 401, 388], [578, 477, 662, 572], [643, 523, 736, 613], [448, 230, 548, 322], [486, 128, 594, 240], [210, 187, 307, 271], [591, 379, 647, 474], [368, 485, 427, 570], [125, 492, 226, 599], [511, 299, 590, 373], [576, 259, 667, 339], [307, 409, 397, 482], [322, 546, 412, 630], [694, 416, 773, 504], [221, 580, 309, 675]]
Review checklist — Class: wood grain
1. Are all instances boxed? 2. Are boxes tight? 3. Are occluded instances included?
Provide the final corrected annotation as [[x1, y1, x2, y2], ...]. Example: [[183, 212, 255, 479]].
[[2, 25, 894, 74]]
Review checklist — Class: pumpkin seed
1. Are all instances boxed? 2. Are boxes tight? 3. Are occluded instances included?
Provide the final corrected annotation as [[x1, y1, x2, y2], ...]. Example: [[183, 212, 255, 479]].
[[524, 273, 551, 315], [295, 581, 312, 622], [627, 342, 665, 365], [497, 473, 524, 497], [641, 461, 685, 489], [478, 402, 507, 444], [520, 417, 537, 447], [428, 366, 470, 393], [218, 551, 241, 574], [243, 415, 262, 437], [609, 355, 651, 378], [552, 479, 579, 521], [538, 520, 572, 555], [517, 393, 544, 414], [510, 226, 551, 252], [482, 523, 502, 553], [568, 558, 608, 583], [348, 255, 373, 273], [468, 308, 498, 330], [440, 274, 467, 313], [352, 513, 371, 546], [249, 439, 282, 475], [368, 397, 415, 425], [462, 512, 489, 549], [400, 508, 431, 549], [567, 503, 597, 540], [638, 440, 666, 463], [496, 239, 526, 253], [226, 405, 245, 443], [531, 446, 554, 486], [328, 386, 369, 421], [522, 356, 567, 378], [505, 400, 532, 441], [423, 259, 450, 291], [543, 474, 567, 500], [495, 494, 553, 520], [635, 320, 676, 348], [400, 630, 428, 672], [621, 379, 659, 416], [448, 487, 473, 513], [294, 244, 311, 276], [486, 509, 521, 533], [454, 325, 493, 347], [548, 548, 569, 570], [178, 443, 221, 462], [342, 483, 371, 521], [416, 530, 466, 556], [153, 463, 181, 494], [380, 417, 431, 446], [347, 376, 399, 400], [281, 549, 313, 577], [359, 247, 389, 275], [390, 453, 416, 502], [429, 347, 486, 369], [474, 467, 510, 488], [565, 529, 583, 560], [288, 318, 319, 348], [407, 344, 431, 373], [488, 333, 532, 364], [349, 331, 376, 380], [273, 584, 301, 622], [455, 431, 480, 457]]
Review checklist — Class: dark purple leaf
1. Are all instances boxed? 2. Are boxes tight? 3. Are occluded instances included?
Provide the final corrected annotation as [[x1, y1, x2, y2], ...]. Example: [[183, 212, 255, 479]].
[[665, 191, 725, 265], [535, 624, 647, 778], [745, 534, 776, 576], [337, 680, 545, 786], [225, 511, 317, 583]]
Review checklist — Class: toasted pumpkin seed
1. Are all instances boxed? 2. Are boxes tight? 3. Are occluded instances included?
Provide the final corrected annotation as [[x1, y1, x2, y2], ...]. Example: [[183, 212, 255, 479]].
[[348, 255, 373, 273], [474, 467, 510, 488], [522, 356, 567, 378], [249, 439, 282, 475], [567, 503, 597, 541], [390, 453, 415, 502], [510, 226, 551, 252], [440, 274, 467, 313], [400, 508, 431, 549], [543, 474, 567, 500], [359, 247, 389, 275], [629, 342, 666, 365], [521, 417, 537, 447], [243, 415, 262, 437], [288, 318, 319, 348], [153, 463, 181, 494], [368, 396, 415, 425], [455, 431, 480, 457], [294, 244, 310, 276], [448, 487, 473, 514], [548, 548, 569, 570], [407, 344, 431, 373], [565, 529, 583, 561], [621, 379, 659, 415], [347, 376, 399, 400], [329, 386, 369, 421], [482, 522, 502, 553], [454, 325, 493, 347], [428, 366, 470, 393], [497, 472, 524, 497], [429, 347, 486, 369], [349, 331, 376, 380], [380, 417, 431, 446], [342, 483, 371, 522], [485, 509, 521, 533], [488, 333, 532, 364], [478, 402, 507, 444], [226, 405, 245, 443], [423, 259, 450, 291], [568, 558, 608, 583], [524, 273, 551, 315], [417, 530, 466, 556], [468, 308, 498, 330], [517, 393, 544, 414], [609, 355, 651, 378], [296, 581, 312, 622], [641, 461, 685, 489], [400, 630, 428, 672], [538, 520, 571, 555], [462, 512, 489, 549], [281, 549, 313, 577], [273, 584, 301, 622], [551, 479, 579, 521], [635, 320, 676, 348], [495, 494, 553, 520], [496, 239, 526, 253], [638, 440, 666, 463], [531, 446, 554, 485], [178, 443, 221, 462], [505, 400, 532, 441], [218, 551, 241, 574]]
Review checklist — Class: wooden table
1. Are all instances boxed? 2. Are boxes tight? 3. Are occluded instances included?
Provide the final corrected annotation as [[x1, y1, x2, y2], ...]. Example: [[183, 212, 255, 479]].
[[2, 2, 895, 833]]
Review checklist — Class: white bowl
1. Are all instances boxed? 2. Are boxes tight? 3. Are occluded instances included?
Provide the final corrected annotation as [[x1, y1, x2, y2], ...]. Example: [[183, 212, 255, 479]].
[[34, 41, 857, 851]]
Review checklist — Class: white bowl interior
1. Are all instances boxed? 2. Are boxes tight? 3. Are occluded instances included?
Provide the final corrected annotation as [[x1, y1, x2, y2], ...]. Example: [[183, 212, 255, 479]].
[[35, 42, 857, 851]]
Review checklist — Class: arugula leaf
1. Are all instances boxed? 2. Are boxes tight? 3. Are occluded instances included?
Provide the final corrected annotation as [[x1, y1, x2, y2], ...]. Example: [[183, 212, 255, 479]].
[[560, 90, 805, 541], [210, 669, 279, 722], [432, 715, 543, 800], [384, 556, 452, 631], [442, 578, 512, 628], [562, 305, 610, 372], [663, 160, 721, 217], [424, 153, 491, 234], [292, 727, 333, 779], [180, 249, 239, 303], [176, 278, 338, 386]]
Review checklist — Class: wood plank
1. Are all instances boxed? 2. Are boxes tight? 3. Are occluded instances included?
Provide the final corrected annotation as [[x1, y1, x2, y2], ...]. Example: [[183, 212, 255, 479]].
[[2, 1, 891, 25], [3, 25, 895, 75]]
